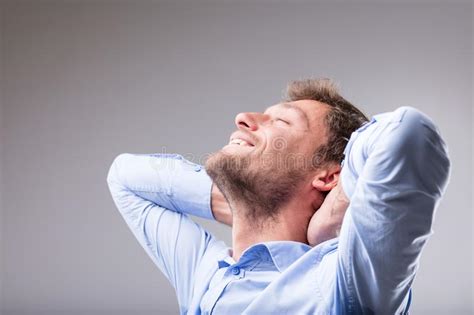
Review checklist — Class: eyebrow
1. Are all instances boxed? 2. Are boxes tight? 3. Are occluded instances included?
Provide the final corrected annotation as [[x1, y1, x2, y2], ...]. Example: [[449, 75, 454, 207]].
[[279, 103, 310, 129]]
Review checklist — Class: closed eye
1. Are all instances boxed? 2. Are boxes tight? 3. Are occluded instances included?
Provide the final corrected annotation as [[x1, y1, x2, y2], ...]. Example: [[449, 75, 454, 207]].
[[276, 118, 290, 125]]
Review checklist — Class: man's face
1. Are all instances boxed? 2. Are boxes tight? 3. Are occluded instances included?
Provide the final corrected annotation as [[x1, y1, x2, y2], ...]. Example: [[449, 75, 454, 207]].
[[205, 100, 330, 222]]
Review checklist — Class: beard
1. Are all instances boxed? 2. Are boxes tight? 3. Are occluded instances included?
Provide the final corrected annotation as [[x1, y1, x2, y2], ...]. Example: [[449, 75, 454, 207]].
[[205, 149, 307, 225]]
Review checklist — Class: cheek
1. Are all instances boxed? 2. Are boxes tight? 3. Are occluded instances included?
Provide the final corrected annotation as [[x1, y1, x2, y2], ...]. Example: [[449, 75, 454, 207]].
[[299, 140, 318, 156], [262, 130, 295, 153], [268, 136, 289, 151], [256, 137, 302, 170]]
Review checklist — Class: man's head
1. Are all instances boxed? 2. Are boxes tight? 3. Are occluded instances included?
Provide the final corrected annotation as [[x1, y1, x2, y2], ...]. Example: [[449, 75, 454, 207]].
[[205, 79, 368, 227]]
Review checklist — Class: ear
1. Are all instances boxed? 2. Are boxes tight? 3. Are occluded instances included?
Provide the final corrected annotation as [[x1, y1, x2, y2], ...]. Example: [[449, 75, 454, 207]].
[[311, 163, 341, 192]]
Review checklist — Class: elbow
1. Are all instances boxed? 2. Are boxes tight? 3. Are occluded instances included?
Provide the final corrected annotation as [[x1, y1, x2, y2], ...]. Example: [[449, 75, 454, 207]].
[[398, 107, 449, 161], [106, 154, 133, 211], [106, 153, 129, 186], [390, 107, 451, 195], [394, 107, 436, 146]]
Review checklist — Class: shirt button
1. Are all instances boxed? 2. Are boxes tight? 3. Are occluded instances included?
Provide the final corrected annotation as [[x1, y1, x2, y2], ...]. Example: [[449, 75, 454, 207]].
[[194, 165, 202, 172], [231, 267, 240, 275]]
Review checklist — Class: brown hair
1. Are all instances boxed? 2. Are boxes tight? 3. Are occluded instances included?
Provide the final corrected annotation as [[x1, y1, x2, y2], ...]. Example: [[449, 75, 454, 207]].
[[286, 78, 369, 166]]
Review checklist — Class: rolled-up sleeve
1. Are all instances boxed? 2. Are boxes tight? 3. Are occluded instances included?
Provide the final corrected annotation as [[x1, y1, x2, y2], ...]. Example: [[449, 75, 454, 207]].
[[336, 107, 451, 314], [106, 153, 223, 312]]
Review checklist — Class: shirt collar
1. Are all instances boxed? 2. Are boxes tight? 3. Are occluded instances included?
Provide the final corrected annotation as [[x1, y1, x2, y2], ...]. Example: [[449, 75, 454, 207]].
[[261, 241, 312, 272], [219, 237, 342, 273], [217, 241, 312, 273]]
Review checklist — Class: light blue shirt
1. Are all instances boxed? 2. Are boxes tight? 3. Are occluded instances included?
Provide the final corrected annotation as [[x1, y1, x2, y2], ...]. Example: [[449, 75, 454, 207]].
[[107, 107, 450, 314]]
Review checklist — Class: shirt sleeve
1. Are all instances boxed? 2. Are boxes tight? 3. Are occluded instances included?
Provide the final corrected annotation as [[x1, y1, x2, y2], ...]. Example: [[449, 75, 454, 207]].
[[106, 153, 223, 312], [335, 107, 451, 314]]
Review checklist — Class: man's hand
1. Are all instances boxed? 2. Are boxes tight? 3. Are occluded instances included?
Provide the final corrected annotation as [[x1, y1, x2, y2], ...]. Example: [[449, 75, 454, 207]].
[[307, 180, 349, 247], [211, 184, 233, 226]]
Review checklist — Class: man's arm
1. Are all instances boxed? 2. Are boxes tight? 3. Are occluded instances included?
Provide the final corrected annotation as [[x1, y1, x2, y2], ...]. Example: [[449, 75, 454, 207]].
[[211, 183, 233, 226], [106, 153, 227, 312], [335, 107, 450, 314]]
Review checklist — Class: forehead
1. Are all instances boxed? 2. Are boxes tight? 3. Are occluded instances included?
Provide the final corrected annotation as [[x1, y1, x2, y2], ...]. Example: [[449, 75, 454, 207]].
[[289, 99, 329, 119]]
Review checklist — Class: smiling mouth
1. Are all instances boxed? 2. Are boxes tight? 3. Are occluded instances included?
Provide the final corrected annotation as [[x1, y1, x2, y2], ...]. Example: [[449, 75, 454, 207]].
[[229, 138, 254, 147]]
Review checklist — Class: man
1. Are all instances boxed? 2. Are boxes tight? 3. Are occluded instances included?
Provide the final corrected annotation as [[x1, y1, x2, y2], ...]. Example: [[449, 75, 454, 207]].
[[107, 79, 450, 314]]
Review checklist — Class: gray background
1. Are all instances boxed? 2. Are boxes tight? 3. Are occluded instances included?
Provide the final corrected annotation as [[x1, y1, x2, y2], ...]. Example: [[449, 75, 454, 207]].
[[1, 1, 472, 314]]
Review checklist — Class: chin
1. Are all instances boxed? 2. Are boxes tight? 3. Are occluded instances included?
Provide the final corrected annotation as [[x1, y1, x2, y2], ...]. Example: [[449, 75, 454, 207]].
[[206, 148, 249, 173]]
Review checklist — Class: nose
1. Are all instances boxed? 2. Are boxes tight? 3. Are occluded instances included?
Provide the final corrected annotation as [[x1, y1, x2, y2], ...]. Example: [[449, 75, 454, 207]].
[[235, 112, 262, 131]]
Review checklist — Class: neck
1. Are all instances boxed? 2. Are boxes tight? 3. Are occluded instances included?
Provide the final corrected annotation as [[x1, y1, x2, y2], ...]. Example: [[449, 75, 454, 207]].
[[230, 198, 313, 261]]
